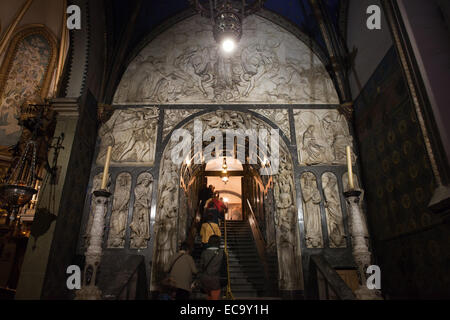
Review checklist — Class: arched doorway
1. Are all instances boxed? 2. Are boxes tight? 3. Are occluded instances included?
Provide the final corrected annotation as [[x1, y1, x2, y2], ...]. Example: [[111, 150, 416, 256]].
[[151, 109, 303, 296]]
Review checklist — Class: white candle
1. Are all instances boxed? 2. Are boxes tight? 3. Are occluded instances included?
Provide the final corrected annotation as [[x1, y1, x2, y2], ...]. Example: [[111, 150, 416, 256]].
[[346, 145, 355, 189], [101, 146, 112, 190]]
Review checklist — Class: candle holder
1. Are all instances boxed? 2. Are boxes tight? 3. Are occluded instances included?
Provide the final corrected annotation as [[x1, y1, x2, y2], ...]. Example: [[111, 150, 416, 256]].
[[343, 188, 382, 300], [75, 189, 111, 300]]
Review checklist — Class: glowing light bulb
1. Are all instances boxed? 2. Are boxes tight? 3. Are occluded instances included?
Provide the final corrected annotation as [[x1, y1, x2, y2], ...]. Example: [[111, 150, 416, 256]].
[[223, 197, 229, 203], [221, 38, 235, 53]]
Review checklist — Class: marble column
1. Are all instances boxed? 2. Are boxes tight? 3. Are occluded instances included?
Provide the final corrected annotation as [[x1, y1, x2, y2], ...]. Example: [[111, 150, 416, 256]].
[[75, 190, 111, 300], [344, 189, 382, 300]]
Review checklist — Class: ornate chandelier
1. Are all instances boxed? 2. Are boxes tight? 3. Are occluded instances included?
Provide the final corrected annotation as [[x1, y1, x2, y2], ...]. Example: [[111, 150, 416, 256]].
[[190, 0, 265, 52], [221, 157, 229, 183]]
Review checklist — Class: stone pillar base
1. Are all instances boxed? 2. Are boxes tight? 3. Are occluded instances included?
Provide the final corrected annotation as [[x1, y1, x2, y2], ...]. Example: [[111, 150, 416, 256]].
[[355, 286, 383, 300], [75, 286, 102, 300]]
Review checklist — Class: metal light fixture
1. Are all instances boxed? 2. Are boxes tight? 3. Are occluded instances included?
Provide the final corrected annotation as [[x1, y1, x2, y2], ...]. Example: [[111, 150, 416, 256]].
[[221, 157, 229, 183], [190, 0, 265, 52]]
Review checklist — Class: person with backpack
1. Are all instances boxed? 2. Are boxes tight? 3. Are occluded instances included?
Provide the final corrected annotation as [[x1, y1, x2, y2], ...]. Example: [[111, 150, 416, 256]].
[[199, 235, 224, 300], [163, 241, 197, 300], [199, 213, 221, 248]]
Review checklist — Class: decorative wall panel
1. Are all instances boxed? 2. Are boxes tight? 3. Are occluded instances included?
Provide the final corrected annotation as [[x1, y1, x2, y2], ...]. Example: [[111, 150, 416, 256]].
[[113, 15, 338, 105], [300, 172, 324, 248], [130, 172, 153, 249], [294, 109, 354, 165], [97, 108, 159, 166], [322, 172, 346, 248], [0, 28, 57, 146], [107, 172, 132, 248]]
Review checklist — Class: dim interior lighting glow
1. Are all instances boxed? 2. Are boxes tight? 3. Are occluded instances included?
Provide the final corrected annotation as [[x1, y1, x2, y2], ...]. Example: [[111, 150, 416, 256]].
[[221, 38, 236, 53]]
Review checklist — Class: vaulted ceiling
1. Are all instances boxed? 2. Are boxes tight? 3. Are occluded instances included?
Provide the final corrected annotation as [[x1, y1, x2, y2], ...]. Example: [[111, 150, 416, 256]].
[[108, 0, 345, 60], [103, 0, 347, 103]]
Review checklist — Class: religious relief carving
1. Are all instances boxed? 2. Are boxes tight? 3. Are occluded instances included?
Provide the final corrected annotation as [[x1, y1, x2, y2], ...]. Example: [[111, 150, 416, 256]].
[[107, 173, 132, 248], [322, 172, 346, 248], [84, 172, 111, 248], [162, 109, 202, 140], [130, 173, 153, 249], [250, 109, 291, 140], [264, 189, 277, 253], [0, 28, 58, 146], [154, 147, 180, 279], [113, 15, 338, 105], [294, 109, 355, 165], [96, 108, 159, 166], [200, 109, 267, 131], [273, 153, 301, 290], [300, 172, 324, 248]]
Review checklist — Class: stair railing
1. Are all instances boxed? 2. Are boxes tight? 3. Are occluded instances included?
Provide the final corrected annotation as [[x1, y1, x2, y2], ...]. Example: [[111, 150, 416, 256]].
[[223, 217, 234, 300], [308, 254, 356, 300], [246, 199, 271, 291]]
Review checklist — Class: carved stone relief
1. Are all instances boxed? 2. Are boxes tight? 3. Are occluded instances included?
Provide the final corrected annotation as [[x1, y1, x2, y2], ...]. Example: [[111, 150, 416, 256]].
[[300, 172, 324, 248], [199, 109, 269, 131], [113, 15, 338, 105], [322, 172, 346, 248], [107, 173, 132, 248], [273, 151, 302, 290], [162, 109, 202, 140], [130, 172, 153, 249], [153, 146, 180, 279], [97, 108, 159, 166], [294, 109, 355, 165], [264, 189, 276, 253], [250, 109, 290, 140]]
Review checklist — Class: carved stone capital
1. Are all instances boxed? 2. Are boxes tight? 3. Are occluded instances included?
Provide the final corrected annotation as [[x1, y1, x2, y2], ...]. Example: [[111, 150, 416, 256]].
[[75, 285, 102, 300], [337, 102, 354, 125], [97, 103, 114, 124], [50, 98, 80, 118]]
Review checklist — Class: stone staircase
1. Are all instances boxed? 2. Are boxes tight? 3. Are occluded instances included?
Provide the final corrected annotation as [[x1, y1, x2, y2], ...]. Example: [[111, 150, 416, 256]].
[[192, 220, 272, 299]]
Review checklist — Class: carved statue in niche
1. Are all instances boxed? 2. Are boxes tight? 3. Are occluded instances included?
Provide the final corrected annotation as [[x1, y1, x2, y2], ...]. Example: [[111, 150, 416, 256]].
[[130, 173, 153, 249], [322, 172, 346, 248], [97, 108, 159, 166], [273, 155, 300, 289], [264, 189, 277, 253], [295, 110, 354, 165], [300, 172, 323, 248], [154, 150, 179, 276], [108, 173, 132, 248], [84, 172, 111, 248]]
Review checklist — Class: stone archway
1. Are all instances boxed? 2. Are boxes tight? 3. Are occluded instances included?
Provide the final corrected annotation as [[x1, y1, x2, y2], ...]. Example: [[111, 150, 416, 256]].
[[151, 109, 303, 292]]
